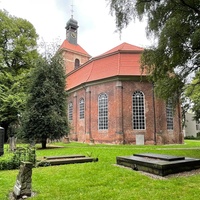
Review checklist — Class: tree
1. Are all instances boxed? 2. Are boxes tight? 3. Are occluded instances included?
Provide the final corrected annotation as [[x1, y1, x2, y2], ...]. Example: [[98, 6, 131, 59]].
[[0, 10, 39, 140], [22, 52, 69, 149], [108, 0, 200, 104], [185, 70, 200, 120]]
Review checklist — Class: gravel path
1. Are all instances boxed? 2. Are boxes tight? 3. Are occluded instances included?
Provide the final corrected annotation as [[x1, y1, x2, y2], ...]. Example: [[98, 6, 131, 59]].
[[115, 164, 200, 180]]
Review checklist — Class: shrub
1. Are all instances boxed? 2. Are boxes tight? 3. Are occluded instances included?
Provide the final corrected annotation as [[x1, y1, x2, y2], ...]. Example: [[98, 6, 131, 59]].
[[0, 146, 36, 170]]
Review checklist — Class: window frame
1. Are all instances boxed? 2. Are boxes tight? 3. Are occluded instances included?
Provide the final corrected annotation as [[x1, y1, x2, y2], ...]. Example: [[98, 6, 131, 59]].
[[79, 98, 85, 119], [98, 93, 108, 130], [166, 99, 174, 130], [68, 102, 73, 121], [132, 91, 146, 130], [75, 58, 80, 69]]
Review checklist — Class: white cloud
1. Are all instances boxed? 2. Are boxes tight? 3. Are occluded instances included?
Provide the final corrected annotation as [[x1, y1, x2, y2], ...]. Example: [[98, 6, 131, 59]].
[[0, 0, 151, 57]]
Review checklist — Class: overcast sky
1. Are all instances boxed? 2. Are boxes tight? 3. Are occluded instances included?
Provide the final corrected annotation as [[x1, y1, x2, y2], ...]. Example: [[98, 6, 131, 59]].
[[0, 0, 152, 57]]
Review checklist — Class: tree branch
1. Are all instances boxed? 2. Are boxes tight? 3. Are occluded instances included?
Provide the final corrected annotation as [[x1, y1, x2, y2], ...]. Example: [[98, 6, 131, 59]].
[[179, 0, 200, 14]]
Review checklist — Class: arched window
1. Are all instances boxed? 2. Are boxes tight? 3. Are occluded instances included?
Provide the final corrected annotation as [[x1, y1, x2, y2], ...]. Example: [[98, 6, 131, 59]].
[[132, 91, 145, 129], [79, 98, 84, 119], [98, 93, 108, 130], [68, 102, 73, 121], [166, 99, 173, 130], [75, 58, 80, 69]]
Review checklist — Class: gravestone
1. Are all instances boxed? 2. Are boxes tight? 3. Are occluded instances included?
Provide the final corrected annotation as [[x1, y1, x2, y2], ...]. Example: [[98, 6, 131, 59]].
[[13, 162, 33, 199], [136, 134, 144, 145], [117, 153, 200, 176], [9, 136, 17, 152], [0, 126, 4, 156]]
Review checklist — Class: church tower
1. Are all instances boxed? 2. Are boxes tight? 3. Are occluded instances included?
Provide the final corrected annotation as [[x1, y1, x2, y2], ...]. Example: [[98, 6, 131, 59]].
[[59, 10, 91, 74], [65, 16, 78, 45]]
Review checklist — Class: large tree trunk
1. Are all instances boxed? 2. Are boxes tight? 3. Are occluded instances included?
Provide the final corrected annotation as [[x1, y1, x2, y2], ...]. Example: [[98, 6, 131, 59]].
[[41, 137, 47, 149]]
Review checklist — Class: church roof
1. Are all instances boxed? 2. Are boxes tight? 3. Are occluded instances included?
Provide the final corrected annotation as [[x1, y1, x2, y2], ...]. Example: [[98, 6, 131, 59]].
[[66, 42, 146, 90], [99, 42, 144, 56], [60, 39, 90, 56]]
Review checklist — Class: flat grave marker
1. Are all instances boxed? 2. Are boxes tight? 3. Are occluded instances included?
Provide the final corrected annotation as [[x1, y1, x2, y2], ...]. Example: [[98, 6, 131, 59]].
[[116, 153, 200, 176]]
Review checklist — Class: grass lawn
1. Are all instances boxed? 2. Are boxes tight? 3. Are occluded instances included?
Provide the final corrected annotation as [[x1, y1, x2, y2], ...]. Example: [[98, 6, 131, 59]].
[[1, 140, 200, 200]]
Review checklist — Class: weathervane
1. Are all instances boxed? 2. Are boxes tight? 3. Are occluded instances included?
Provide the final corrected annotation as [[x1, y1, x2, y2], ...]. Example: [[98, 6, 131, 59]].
[[71, 0, 74, 19]]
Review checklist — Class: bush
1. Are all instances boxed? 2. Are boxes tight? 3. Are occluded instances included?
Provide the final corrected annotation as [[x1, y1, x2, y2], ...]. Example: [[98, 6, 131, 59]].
[[0, 146, 36, 170], [197, 132, 200, 137], [184, 135, 196, 140], [184, 135, 200, 140]]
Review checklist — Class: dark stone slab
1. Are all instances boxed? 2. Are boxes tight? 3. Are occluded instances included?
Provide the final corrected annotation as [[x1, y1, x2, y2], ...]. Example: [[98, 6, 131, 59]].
[[40, 156, 98, 166], [45, 157, 98, 165], [133, 153, 185, 161], [44, 155, 85, 160], [116, 154, 200, 176]]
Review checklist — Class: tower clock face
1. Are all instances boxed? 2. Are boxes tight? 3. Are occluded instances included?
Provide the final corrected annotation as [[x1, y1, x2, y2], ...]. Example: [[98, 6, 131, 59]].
[[71, 32, 76, 38]]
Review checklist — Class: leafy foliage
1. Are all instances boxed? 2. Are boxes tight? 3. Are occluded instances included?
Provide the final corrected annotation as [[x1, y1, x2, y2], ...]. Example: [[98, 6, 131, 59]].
[[108, 0, 200, 106], [0, 10, 39, 135], [185, 70, 200, 119], [0, 146, 36, 170], [21, 53, 69, 148]]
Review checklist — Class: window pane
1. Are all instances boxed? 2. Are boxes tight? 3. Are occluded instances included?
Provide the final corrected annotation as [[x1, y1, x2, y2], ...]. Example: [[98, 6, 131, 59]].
[[98, 93, 108, 130], [132, 91, 145, 129], [75, 59, 80, 69], [166, 99, 173, 130], [68, 102, 73, 121], [79, 98, 84, 119]]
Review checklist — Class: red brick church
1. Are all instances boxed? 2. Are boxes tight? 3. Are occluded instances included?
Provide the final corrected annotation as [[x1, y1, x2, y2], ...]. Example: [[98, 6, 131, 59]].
[[59, 16, 183, 145]]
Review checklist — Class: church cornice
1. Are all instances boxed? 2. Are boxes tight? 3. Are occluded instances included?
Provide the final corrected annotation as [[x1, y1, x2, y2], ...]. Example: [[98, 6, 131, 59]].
[[66, 75, 148, 94]]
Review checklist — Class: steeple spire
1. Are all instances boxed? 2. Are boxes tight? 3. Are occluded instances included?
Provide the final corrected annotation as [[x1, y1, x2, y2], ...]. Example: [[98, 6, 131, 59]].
[[65, 2, 79, 45], [71, 3, 74, 19]]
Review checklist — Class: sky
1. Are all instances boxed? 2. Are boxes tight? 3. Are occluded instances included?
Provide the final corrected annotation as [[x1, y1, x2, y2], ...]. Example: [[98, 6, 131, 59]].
[[0, 0, 152, 57]]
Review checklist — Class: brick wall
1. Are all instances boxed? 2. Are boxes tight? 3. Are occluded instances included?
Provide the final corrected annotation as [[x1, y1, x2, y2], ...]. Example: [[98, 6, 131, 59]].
[[67, 78, 183, 145], [62, 51, 90, 74]]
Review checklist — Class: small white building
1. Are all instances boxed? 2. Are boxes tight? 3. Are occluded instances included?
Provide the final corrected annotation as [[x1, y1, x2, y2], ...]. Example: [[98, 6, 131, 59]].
[[184, 112, 200, 138]]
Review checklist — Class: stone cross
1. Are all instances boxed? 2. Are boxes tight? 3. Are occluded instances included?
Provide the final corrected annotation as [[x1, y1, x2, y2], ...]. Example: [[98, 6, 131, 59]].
[[13, 162, 33, 199]]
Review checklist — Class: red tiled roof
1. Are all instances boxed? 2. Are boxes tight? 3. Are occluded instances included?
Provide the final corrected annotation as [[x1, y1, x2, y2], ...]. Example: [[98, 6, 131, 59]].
[[67, 42, 145, 90], [60, 40, 90, 56], [99, 42, 143, 56]]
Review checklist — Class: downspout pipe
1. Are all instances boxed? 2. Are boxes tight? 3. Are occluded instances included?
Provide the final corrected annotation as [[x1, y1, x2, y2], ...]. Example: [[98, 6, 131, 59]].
[[152, 83, 157, 145]]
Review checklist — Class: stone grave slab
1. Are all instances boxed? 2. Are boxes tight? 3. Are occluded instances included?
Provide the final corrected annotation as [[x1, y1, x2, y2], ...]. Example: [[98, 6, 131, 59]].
[[116, 153, 200, 176], [133, 153, 185, 161], [39, 154, 98, 166], [43, 154, 85, 160]]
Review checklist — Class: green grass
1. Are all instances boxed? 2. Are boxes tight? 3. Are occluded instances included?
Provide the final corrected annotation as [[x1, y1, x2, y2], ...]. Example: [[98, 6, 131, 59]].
[[1, 140, 200, 200]]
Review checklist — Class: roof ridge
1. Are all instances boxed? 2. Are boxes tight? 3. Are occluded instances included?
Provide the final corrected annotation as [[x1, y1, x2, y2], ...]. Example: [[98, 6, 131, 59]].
[[60, 40, 91, 57], [98, 42, 144, 57]]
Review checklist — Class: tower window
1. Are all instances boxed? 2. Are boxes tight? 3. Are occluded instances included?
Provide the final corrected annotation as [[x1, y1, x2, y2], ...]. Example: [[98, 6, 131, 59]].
[[68, 102, 73, 121], [98, 93, 108, 130], [166, 99, 173, 130], [132, 91, 145, 130], [79, 98, 84, 119], [75, 59, 80, 69]]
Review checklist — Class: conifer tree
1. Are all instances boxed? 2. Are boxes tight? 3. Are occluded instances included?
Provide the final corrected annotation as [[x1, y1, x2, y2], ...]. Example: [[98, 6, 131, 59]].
[[22, 53, 69, 148]]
